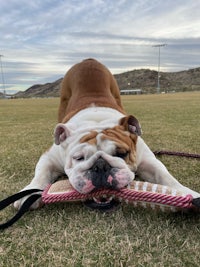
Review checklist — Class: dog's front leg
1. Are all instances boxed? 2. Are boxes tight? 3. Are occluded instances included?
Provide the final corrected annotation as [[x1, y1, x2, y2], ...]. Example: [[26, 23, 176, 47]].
[[136, 137, 200, 198], [14, 147, 64, 210]]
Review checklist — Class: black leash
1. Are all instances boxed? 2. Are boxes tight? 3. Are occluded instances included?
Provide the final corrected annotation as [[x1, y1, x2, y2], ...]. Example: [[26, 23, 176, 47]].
[[0, 189, 42, 230], [154, 150, 200, 159]]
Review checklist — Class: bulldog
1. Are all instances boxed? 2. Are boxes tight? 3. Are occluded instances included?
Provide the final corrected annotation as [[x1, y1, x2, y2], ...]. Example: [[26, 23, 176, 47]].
[[14, 58, 200, 210]]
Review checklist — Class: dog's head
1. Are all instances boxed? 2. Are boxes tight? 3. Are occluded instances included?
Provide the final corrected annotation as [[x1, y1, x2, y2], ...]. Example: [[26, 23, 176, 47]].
[[54, 115, 141, 195]]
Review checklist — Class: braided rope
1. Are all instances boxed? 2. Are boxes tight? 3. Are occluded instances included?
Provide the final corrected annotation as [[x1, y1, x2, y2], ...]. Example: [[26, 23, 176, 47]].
[[42, 181, 194, 210], [115, 188, 193, 208]]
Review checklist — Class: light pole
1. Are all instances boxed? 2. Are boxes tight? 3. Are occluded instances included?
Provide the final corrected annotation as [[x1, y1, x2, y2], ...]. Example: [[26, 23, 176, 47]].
[[153, 44, 167, 93], [0, 55, 6, 98]]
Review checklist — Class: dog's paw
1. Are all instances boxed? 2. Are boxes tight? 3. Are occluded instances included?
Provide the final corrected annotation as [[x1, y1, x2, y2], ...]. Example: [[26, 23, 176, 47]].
[[13, 185, 44, 210], [14, 194, 43, 210]]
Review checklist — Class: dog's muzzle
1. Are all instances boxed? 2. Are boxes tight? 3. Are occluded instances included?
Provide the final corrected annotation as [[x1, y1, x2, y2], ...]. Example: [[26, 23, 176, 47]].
[[83, 157, 129, 211], [87, 157, 117, 189], [67, 153, 134, 211]]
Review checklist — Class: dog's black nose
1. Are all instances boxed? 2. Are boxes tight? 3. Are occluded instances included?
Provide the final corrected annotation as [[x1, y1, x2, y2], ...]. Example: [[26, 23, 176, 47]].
[[91, 157, 112, 189], [92, 157, 111, 173]]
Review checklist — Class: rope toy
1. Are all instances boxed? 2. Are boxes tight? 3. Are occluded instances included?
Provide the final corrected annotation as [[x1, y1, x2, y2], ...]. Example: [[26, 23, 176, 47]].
[[42, 179, 197, 212]]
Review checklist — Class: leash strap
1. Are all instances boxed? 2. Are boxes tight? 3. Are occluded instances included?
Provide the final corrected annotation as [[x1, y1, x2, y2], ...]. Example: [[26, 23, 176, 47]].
[[192, 198, 200, 207], [0, 189, 42, 230], [154, 150, 200, 159]]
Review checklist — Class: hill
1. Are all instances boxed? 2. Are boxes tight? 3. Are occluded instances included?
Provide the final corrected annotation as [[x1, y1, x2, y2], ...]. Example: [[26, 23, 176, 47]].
[[14, 78, 62, 98], [13, 67, 200, 98], [115, 67, 200, 94]]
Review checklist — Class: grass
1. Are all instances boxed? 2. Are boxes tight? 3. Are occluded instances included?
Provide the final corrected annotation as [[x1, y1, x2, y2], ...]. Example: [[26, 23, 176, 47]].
[[0, 92, 200, 267]]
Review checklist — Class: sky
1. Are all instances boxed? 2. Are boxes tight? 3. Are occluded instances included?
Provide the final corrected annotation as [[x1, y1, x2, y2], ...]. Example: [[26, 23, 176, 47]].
[[0, 0, 200, 93]]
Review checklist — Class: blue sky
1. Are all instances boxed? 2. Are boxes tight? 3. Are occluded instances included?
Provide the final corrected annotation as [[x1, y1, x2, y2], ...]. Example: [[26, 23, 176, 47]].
[[1, 0, 200, 93]]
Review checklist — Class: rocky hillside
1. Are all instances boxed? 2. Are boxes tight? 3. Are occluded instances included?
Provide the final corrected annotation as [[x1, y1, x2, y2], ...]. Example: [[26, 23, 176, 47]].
[[14, 78, 62, 98], [115, 67, 200, 94], [13, 67, 200, 98]]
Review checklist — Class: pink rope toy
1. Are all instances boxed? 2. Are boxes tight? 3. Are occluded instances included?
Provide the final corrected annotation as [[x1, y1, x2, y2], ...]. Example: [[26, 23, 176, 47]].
[[42, 180, 198, 212]]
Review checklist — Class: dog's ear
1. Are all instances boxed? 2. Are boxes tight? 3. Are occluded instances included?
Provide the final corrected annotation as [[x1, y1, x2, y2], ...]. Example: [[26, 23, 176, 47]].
[[54, 124, 71, 145], [119, 115, 142, 136]]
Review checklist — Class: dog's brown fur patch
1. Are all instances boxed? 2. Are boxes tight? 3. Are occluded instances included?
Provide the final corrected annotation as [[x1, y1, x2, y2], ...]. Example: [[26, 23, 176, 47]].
[[101, 126, 137, 168], [80, 131, 98, 145], [58, 59, 126, 123]]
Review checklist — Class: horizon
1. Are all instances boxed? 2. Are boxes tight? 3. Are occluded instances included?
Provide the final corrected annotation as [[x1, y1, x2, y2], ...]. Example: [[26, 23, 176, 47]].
[[2, 65, 199, 96], [1, 1, 200, 93]]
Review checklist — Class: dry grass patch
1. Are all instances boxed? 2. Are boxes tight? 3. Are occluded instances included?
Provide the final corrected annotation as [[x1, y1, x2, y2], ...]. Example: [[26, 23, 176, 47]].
[[1, 92, 200, 267]]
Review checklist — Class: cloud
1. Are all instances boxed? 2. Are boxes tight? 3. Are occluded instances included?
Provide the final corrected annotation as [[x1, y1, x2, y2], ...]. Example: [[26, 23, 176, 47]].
[[0, 0, 200, 92]]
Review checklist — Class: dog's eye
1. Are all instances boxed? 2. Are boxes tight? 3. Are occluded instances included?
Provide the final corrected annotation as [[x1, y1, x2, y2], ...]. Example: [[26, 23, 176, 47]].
[[115, 151, 129, 159], [76, 156, 84, 161], [73, 155, 84, 161]]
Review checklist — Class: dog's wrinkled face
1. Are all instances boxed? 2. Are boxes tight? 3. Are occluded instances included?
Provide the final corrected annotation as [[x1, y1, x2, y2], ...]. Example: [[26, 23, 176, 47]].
[[54, 115, 141, 194]]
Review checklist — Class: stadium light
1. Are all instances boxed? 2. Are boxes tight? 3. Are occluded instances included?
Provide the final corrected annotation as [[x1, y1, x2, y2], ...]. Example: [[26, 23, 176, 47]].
[[0, 55, 6, 98], [152, 44, 167, 93]]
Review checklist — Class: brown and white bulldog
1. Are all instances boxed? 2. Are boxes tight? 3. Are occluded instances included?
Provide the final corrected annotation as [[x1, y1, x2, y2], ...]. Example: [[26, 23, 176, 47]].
[[14, 58, 200, 210]]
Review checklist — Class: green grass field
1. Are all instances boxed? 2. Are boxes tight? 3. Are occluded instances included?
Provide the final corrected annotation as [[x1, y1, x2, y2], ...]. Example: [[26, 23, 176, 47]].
[[0, 92, 200, 267]]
